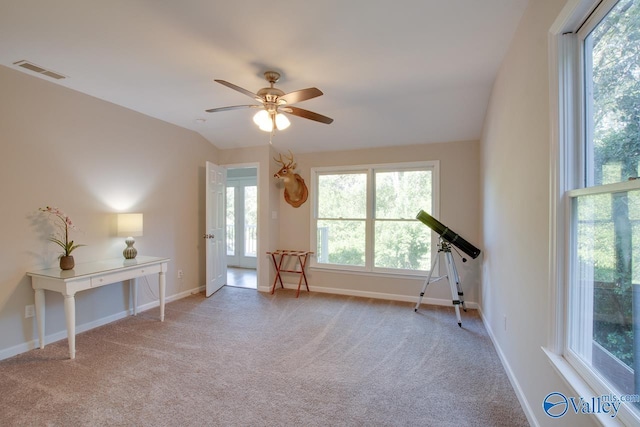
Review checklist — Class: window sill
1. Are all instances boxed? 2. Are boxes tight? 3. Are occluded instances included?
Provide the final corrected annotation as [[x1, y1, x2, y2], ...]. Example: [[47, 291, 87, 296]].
[[542, 347, 632, 426], [310, 264, 428, 281]]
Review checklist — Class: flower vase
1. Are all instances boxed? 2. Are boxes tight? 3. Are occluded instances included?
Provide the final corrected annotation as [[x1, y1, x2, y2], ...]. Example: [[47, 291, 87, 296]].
[[60, 255, 75, 270]]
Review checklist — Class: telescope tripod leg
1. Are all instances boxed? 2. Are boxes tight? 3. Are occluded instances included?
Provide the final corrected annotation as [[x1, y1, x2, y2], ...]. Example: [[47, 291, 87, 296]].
[[444, 251, 464, 327], [414, 251, 439, 312], [453, 257, 466, 312]]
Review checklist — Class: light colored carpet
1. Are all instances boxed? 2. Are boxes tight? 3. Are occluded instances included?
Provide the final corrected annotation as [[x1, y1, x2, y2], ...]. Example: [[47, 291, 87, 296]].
[[0, 286, 529, 426]]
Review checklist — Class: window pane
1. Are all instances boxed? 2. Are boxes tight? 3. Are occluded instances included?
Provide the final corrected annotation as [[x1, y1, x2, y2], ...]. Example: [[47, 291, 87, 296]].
[[317, 173, 366, 218], [570, 188, 640, 396], [226, 187, 235, 256], [316, 220, 365, 266], [586, 0, 640, 185], [313, 163, 437, 272], [375, 170, 432, 219], [244, 186, 257, 257], [633, 191, 640, 283], [374, 220, 431, 270]]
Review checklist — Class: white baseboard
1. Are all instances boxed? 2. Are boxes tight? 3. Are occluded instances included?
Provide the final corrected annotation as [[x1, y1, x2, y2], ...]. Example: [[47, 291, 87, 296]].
[[2, 282, 474, 361], [0, 309, 134, 361], [477, 306, 538, 427], [257, 282, 478, 309], [0, 285, 206, 361]]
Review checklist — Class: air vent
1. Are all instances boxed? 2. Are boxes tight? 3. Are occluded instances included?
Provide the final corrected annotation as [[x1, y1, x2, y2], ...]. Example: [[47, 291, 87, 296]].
[[13, 60, 66, 80]]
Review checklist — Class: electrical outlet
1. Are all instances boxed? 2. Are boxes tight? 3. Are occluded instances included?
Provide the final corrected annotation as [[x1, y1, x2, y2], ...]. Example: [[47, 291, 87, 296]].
[[25, 305, 35, 318], [177, 270, 183, 279]]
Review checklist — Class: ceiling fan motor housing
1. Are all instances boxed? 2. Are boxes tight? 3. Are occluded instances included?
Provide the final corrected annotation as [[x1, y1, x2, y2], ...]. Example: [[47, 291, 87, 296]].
[[257, 87, 285, 104], [264, 71, 280, 84]]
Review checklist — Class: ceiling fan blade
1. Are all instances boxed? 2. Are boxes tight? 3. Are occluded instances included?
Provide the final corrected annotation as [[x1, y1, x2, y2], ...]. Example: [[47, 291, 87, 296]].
[[214, 80, 263, 102], [281, 106, 333, 124], [205, 105, 261, 113], [279, 87, 323, 105]]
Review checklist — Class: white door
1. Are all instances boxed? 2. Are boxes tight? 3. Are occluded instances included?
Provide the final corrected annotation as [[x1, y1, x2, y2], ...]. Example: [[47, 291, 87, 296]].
[[206, 161, 227, 297]]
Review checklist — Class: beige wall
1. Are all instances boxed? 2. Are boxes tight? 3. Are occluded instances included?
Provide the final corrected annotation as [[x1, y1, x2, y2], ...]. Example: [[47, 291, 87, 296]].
[[0, 65, 219, 357], [479, 0, 597, 425], [274, 140, 481, 304]]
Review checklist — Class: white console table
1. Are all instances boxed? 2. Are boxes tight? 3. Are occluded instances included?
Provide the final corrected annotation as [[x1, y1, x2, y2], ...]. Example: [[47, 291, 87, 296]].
[[27, 256, 170, 359]]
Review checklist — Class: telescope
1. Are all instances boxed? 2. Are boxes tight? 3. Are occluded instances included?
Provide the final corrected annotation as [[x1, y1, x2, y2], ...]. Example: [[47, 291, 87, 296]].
[[416, 210, 481, 260]]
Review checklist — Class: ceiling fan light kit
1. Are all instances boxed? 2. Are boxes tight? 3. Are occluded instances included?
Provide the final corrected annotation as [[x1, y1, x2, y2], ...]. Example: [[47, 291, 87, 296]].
[[252, 109, 290, 132], [206, 70, 333, 133]]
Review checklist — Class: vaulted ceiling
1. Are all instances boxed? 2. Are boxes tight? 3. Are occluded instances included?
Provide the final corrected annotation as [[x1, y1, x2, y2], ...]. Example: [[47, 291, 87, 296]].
[[0, 0, 528, 153]]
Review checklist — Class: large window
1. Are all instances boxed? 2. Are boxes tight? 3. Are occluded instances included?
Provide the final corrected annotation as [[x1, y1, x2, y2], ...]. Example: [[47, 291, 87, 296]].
[[311, 161, 438, 275], [554, 0, 640, 422]]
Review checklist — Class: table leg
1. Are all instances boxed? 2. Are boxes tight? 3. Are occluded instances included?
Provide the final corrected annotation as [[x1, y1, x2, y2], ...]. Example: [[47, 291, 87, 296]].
[[159, 271, 166, 321], [34, 289, 45, 349], [132, 277, 138, 316], [270, 253, 285, 294], [300, 253, 310, 292], [295, 275, 303, 297], [295, 255, 303, 297], [269, 254, 276, 293], [64, 294, 76, 359]]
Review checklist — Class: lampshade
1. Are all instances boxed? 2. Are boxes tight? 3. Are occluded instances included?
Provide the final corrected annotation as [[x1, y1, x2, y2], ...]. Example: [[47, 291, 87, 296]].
[[253, 110, 272, 132], [253, 110, 290, 132], [117, 213, 143, 237], [275, 113, 290, 130]]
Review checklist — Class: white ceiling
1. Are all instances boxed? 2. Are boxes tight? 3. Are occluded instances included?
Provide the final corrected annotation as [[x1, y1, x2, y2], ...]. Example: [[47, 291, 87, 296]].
[[0, 0, 528, 153]]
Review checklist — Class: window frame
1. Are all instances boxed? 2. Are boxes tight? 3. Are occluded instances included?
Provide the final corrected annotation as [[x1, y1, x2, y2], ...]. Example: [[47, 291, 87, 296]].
[[549, 0, 640, 424], [310, 160, 440, 277]]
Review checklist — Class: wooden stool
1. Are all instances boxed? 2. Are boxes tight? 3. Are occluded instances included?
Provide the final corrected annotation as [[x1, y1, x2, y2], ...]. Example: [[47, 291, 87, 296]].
[[267, 250, 313, 297]]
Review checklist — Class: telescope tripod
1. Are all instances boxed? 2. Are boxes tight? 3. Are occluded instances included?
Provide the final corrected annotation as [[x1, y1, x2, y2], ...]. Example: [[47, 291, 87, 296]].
[[414, 238, 466, 327]]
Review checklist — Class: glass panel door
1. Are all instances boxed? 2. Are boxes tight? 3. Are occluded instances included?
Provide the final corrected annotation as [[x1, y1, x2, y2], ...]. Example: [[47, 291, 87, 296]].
[[244, 185, 257, 257], [226, 170, 257, 269]]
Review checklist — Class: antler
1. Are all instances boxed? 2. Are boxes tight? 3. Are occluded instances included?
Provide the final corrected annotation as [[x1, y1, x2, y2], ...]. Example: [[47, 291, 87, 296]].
[[273, 150, 295, 168], [283, 150, 295, 164], [273, 153, 286, 166]]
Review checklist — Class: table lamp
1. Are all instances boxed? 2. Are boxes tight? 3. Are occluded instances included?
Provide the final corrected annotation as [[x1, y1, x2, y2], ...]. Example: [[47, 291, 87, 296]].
[[117, 213, 143, 259]]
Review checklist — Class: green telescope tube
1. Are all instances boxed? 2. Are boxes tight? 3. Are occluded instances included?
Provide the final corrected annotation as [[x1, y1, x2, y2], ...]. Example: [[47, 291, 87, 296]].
[[416, 210, 481, 259]]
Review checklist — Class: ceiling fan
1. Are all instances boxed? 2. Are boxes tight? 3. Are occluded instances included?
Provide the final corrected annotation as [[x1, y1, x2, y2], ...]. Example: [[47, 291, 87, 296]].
[[205, 71, 333, 132]]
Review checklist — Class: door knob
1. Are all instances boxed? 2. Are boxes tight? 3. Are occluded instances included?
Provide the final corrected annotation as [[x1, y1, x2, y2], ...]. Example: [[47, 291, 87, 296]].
[[203, 233, 215, 239]]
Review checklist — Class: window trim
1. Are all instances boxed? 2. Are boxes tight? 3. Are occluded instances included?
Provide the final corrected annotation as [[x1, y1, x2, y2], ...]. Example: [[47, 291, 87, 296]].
[[548, 0, 640, 425], [310, 160, 440, 276]]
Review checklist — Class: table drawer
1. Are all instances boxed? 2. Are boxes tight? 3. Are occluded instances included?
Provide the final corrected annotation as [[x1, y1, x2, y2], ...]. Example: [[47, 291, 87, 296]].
[[90, 264, 162, 288]]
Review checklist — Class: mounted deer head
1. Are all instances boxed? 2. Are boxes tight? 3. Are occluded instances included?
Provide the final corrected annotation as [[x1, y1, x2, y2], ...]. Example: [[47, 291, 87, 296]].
[[274, 150, 308, 208]]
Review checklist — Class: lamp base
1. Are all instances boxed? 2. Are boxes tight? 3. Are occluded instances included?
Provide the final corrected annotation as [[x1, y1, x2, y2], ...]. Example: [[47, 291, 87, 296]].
[[123, 237, 137, 259]]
